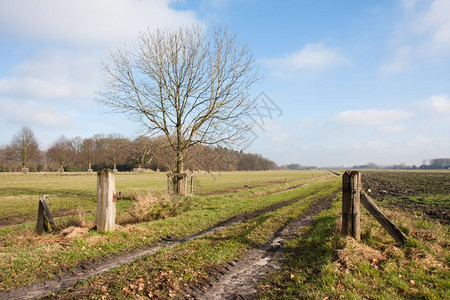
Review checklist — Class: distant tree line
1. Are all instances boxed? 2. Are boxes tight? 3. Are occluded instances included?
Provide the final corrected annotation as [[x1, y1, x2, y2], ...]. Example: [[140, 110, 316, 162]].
[[281, 163, 317, 170], [0, 127, 278, 172], [350, 159, 450, 170]]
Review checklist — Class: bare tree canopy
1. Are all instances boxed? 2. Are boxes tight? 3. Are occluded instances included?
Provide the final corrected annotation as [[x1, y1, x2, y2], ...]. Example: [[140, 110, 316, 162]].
[[97, 26, 259, 192], [7, 126, 39, 168], [47, 136, 75, 171]]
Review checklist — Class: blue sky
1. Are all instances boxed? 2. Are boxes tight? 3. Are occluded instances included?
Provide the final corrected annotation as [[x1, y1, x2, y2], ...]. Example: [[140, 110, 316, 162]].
[[1, 0, 449, 167]]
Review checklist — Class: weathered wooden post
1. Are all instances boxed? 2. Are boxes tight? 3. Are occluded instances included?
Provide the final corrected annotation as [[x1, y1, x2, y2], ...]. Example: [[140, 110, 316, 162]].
[[167, 173, 171, 194], [36, 195, 56, 235], [342, 170, 361, 241], [97, 169, 116, 232], [190, 172, 194, 195], [184, 172, 189, 196]]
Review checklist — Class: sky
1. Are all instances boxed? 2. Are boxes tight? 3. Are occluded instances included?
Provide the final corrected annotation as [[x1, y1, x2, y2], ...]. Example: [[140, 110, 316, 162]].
[[1, 0, 449, 167]]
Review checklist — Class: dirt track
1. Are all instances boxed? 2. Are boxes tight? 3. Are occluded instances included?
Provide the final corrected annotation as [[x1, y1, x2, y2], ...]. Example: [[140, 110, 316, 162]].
[[0, 192, 320, 300], [183, 194, 334, 299]]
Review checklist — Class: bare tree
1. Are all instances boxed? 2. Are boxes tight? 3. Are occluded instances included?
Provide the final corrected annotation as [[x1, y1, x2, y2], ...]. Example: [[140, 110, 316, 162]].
[[7, 126, 39, 170], [130, 136, 154, 170], [98, 26, 259, 193], [104, 134, 129, 170], [80, 138, 95, 170], [47, 136, 74, 172]]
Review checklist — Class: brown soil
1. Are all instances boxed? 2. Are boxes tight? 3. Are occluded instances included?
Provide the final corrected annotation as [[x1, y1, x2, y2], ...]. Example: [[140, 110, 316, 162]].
[[0, 192, 320, 300], [182, 193, 335, 299], [362, 171, 450, 224]]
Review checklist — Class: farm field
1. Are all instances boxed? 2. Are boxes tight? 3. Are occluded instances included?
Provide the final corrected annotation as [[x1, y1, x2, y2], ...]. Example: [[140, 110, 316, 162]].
[[0, 170, 449, 299], [0, 170, 327, 227]]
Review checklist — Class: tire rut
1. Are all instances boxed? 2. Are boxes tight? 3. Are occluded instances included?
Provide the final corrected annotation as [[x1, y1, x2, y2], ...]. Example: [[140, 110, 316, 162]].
[[1, 190, 321, 300], [183, 193, 336, 300]]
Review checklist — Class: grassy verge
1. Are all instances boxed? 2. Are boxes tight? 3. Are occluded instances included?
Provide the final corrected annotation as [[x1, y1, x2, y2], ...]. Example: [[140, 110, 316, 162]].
[[257, 194, 449, 299], [0, 175, 336, 291], [52, 179, 340, 299]]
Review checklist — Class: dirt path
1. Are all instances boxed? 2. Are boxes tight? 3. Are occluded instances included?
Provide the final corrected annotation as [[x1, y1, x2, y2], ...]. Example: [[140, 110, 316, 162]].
[[184, 194, 333, 300], [0, 192, 320, 300]]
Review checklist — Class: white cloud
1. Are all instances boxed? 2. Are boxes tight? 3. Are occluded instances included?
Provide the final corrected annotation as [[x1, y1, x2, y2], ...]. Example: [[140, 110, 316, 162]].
[[380, 125, 404, 134], [264, 43, 348, 76], [382, 0, 450, 73], [299, 117, 315, 129], [407, 135, 431, 147], [380, 45, 412, 74], [414, 0, 450, 55], [414, 94, 450, 114], [0, 50, 100, 101], [0, 98, 73, 128], [332, 109, 414, 126], [400, 0, 420, 9], [0, 0, 201, 45]]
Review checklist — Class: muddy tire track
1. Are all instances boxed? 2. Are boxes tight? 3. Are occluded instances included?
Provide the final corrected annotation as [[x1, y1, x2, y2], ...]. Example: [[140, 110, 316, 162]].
[[183, 193, 335, 300], [0, 190, 322, 300]]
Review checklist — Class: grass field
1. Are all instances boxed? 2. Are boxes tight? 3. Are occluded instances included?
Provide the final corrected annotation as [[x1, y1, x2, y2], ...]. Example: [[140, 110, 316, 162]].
[[0, 170, 334, 291], [0, 170, 448, 299], [0, 170, 329, 226]]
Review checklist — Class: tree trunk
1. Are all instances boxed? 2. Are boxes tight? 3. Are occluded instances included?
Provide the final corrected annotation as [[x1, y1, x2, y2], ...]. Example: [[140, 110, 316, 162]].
[[174, 150, 184, 195]]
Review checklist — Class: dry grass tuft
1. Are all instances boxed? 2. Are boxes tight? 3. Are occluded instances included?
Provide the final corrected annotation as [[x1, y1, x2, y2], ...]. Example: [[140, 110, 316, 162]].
[[336, 237, 386, 271], [126, 190, 182, 223]]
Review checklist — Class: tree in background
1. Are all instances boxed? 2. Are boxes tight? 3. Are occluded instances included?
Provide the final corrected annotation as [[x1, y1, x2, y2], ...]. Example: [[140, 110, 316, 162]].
[[98, 26, 259, 194], [6, 126, 39, 170], [130, 136, 154, 170], [47, 136, 75, 172], [104, 134, 129, 170], [80, 138, 95, 170], [0, 146, 9, 172]]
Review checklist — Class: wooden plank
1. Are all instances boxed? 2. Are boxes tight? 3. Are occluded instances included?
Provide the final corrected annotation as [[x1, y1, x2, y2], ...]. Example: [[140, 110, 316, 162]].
[[361, 191, 407, 245]]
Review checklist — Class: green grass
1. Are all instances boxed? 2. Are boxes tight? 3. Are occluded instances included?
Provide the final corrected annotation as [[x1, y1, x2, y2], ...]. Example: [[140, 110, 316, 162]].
[[53, 179, 341, 299], [0, 171, 335, 291], [0, 170, 330, 218], [257, 193, 450, 299]]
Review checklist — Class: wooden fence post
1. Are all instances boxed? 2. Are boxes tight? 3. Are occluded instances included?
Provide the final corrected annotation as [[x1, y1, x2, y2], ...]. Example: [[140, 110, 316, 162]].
[[190, 173, 194, 195], [97, 169, 116, 232], [167, 173, 170, 195], [36, 195, 56, 234], [342, 170, 361, 241]]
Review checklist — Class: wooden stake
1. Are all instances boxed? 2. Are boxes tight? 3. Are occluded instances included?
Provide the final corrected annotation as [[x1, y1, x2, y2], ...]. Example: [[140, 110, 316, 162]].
[[97, 169, 116, 232], [167, 174, 170, 195], [36, 200, 45, 235], [342, 170, 361, 241], [36, 195, 56, 234], [361, 191, 407, 245]]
